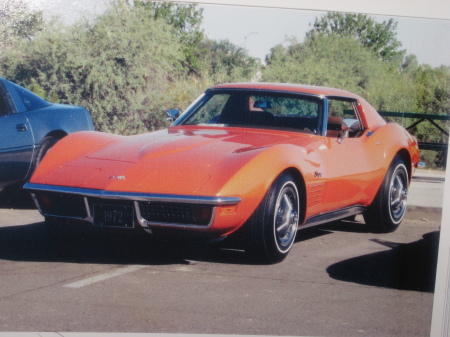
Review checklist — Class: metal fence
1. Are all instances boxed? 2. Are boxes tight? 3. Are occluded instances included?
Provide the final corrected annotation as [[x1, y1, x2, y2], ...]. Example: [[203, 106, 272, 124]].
[[379, 111, 449, 152]]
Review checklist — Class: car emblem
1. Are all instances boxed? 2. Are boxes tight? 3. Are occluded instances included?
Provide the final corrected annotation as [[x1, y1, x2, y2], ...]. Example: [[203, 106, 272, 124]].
[[109, 175, 126, 180]]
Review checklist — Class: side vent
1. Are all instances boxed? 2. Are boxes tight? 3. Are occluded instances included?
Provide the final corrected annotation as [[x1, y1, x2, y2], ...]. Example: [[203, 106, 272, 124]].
[[307, 183, 325, 208]]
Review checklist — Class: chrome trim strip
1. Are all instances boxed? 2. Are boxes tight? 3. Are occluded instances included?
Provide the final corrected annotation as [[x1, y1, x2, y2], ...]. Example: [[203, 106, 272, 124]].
[[24, 183, 241, 206], [84, 197, 93, 222], [30, 192, 43, 214], [302, 205, 367, 229], [134, 200, 149, 228]]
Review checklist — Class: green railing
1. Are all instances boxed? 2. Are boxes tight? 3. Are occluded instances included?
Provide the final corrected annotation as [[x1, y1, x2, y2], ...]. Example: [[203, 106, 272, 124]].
[[378, 111, 449, 151]]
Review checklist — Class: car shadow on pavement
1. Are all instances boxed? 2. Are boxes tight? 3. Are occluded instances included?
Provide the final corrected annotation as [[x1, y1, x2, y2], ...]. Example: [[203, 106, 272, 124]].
[[0, 220, 252, 265], [0, 190, 249, 264], [326, 231, 440, 292], [0, 187, 35, 210], [316, 216, 371, 233]]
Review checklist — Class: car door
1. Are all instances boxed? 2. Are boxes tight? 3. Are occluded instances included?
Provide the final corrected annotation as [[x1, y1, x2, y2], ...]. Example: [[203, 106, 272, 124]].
[[0, 87, 34, 189], [318, 97, 384, 212]]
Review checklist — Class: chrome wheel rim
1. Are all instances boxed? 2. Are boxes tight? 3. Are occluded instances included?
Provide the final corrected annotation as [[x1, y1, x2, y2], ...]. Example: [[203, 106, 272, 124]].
[[389, 165, 408, 224], [273, 182, 299, 253]]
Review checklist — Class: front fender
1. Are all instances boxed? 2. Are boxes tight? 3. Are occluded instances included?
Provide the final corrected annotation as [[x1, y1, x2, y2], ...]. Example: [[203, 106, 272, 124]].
[[30, 131, 123, 183], [206, 144, 311, 228]]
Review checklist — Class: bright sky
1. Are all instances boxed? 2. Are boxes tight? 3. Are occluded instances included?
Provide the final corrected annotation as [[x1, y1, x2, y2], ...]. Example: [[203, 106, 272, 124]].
[[22, 0, 450, 68], [200, 4, 450, 67]]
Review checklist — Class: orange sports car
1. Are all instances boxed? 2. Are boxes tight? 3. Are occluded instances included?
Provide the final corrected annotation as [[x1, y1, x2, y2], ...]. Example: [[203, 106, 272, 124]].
[[24, 83, 420, 263]]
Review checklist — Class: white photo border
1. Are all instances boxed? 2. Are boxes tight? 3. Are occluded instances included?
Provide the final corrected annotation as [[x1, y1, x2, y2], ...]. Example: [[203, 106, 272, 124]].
[[162, 0, 450, 20]]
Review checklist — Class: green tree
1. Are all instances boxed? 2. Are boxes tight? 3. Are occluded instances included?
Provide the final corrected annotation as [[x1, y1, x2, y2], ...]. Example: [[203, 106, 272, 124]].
[[400, 54, 420, 73], [134, 1, 204, 74], [0, 0, 44, 47], [264, 34, 415, 112], [199, 39, 259, 83], [408, 65, 450, 167], [307, 12, 404, 62], [412, 65, 450, 115]]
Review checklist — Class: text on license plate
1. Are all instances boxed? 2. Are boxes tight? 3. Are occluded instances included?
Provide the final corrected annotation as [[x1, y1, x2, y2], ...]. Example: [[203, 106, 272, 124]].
[[93, 204, 134, 228]]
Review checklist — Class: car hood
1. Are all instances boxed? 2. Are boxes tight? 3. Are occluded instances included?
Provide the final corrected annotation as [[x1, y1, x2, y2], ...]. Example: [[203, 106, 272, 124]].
[[86, 127, 299, 163], [34, 126, 316, 196]]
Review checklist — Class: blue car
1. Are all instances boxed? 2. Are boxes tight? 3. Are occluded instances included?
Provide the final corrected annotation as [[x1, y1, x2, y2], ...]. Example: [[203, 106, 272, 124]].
[[0, 78, 94, 192]]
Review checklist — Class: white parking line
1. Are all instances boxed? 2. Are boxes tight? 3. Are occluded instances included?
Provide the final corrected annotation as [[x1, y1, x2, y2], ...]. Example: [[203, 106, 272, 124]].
[[65, 265, 146, 288]]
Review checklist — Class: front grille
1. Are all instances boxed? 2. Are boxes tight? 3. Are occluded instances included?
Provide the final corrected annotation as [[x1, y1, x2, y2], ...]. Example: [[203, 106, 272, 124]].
[[139, 201, 213, 226], [34, 192, 87, 219]]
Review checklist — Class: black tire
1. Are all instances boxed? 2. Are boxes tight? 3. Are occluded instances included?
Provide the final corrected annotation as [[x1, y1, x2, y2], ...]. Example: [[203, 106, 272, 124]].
[[247, 173, 300, 263], [32, 136, 60, 173], [364, 156, 409, 233]]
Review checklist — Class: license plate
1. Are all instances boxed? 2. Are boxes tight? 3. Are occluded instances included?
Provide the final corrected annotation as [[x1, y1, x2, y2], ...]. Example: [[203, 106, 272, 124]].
[[93, 204, 134, 228]]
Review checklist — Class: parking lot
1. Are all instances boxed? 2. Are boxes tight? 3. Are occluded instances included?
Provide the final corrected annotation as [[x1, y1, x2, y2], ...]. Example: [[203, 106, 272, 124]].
[[0, 170, 444, 336]]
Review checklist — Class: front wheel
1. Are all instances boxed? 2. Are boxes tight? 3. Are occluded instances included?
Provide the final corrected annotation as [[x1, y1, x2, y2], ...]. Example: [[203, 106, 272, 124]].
[[247, 173, 300, 263], [364, 156, 409, 233]]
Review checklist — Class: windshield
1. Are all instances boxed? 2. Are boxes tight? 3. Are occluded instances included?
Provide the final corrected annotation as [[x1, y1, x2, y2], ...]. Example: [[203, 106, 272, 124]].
[[176, 90, 323, 134]]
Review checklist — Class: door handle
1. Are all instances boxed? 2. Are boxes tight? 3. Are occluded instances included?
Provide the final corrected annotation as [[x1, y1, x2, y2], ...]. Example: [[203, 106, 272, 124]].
[[16, 124, 27, 132]]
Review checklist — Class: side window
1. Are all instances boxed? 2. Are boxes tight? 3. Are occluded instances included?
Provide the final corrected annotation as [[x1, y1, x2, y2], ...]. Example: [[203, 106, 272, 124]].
[[327, 98, 362, 138], [11, 82, 50, 111], [184, 94, 230, 125], [249, 95, 318, 117], [0, 93, 9, 116]]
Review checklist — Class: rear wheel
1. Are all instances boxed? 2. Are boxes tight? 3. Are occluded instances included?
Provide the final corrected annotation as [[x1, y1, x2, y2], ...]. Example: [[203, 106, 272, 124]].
[[247, 173, 300, 263], [32, 136, 60, 173], [364, 156, 409, 233]]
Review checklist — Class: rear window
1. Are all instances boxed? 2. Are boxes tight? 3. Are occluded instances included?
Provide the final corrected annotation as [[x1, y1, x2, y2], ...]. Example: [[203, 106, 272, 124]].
[[11, 82, 51, 111]]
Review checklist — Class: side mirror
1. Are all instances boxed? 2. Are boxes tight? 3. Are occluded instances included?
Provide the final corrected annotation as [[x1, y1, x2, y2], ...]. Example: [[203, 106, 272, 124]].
[[338, 118, 361, 143], [166, 109, 180, 122]]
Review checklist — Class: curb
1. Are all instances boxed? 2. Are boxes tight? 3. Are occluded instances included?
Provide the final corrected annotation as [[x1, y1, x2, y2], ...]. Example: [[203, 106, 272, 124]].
[[408, 205, 443, 212]]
